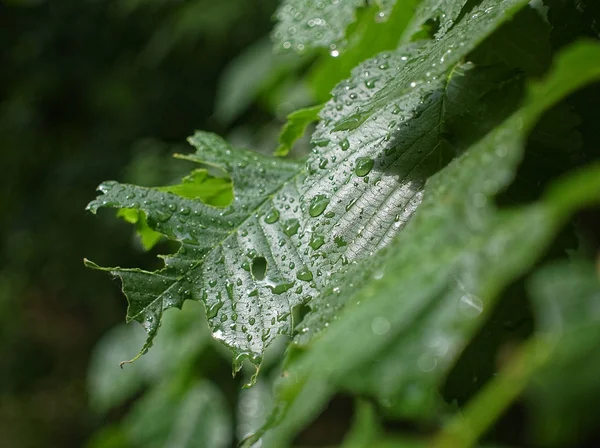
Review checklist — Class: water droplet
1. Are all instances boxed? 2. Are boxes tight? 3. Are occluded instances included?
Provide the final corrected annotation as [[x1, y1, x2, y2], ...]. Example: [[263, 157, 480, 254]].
[[371, 316, 390, 335], [418, 353, 438, 372], [345, 198, 357, 211], [355, 157, 374, 177], [313, 138, 330, 147], [340, 138, 350, 151], [459, 293, 483, 317], [296, 267, 313, 282], [226, 281, 234, 301], [206, 301, 223, 319], [264, 208, 280, 224], [180, 206, 191, 215], [308, 194, 330, 217], [365, 79, 376, 89], [268, 281, 295, 294], [309, 233, 325, 250], [155, 210, 172, 222], [333, 114, 365, 131], [283, 218, 300, 237]]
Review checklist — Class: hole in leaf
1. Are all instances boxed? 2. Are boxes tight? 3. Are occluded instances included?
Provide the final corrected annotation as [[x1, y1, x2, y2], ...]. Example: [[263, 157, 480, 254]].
[[251, 257, 267, 280]]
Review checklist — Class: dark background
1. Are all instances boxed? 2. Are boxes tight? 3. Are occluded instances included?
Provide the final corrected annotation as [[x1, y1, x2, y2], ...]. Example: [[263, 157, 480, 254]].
[[0, 1, 281, 446]]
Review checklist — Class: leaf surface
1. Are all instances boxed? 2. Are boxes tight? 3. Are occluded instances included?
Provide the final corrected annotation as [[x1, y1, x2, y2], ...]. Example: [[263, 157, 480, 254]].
[[125, 379, 231, 448], [272, 0, 366, 53], [87, 0, 533, 376], [243, 41, 600, 447]]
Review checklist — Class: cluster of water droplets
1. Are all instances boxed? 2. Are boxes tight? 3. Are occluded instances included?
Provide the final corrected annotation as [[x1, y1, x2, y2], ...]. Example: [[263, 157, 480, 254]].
[[89, 0, 517, 375], [272, 0, 363, 53]]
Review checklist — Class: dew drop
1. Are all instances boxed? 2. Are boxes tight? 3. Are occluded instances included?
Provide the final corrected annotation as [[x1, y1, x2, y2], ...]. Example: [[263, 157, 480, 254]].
[[340, 138, 350, 151], [309, 233, 325, 250], [313, 138, 330, 147], [155, 210, 172, 222], [371, 316, 390, 335], [264, 208, 280, 224], [418, 352, 438, 372], [206, 301, 223, 319], [283, 218, 300, 237], [459, 293, 483, 317], [355, 157, 374, 177], [333, 114, 365, 131], [308, 194, 330, 217], [296, 267, 313, 282]]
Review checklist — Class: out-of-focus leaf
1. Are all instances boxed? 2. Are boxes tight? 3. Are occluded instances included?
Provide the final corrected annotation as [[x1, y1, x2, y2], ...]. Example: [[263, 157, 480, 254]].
[[527, 260, 600, 446], [434, 258, 600, 448], [308, 0, 419, 101], [86, 425, 129, 448], [275, 104, 323, 156], [272, 0, 366, 53], [340, 400, 382, 448], [126, 379, 231, 448], [237, 378, 273, 443], [88, 301, 208, 412], [215, 38, 312, 124]]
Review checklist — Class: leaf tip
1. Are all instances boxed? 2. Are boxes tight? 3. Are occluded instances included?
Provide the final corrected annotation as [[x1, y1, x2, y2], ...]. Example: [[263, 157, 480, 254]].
[[83, 258, 100, 269]]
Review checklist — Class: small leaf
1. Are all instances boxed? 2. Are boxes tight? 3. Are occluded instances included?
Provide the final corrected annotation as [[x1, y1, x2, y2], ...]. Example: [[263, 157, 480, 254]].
[[125, 379, 231, 448], [275, 104, 323, 156]]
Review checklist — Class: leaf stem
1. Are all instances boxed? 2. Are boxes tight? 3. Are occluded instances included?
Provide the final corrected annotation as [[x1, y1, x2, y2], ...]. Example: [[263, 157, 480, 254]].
[[433, 338, 553, 448]]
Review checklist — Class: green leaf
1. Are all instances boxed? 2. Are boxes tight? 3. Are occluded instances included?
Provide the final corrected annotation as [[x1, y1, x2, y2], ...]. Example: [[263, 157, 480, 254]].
[[86, 0, 534, 378], [116, 169, 232, 251], [159, 168, 232, 205], [86, 135, 303, 376], [340, 401, 383, 448], [308, 0, 419, 101], [272, 0, 366, 53], [243, 41, 600, 447], [275, 104, 323, 156], [117, 208, 163, 251], [214, 38, 312, 124], [88, 301, 208, 412], [434, 258, 600, 448], [125, 379, 231, 448], [527, 260, 600, 446]]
